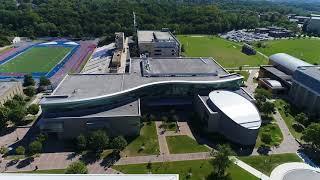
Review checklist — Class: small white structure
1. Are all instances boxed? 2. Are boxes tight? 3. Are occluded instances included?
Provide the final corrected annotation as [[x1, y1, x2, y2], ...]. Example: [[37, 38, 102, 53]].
[[270, 162, 320, 180], [12, 37, 21, 44]]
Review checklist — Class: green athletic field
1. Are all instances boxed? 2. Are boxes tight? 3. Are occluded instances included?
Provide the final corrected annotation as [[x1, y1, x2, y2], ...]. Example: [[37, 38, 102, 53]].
[[178, 35, 268, 68], [0, 46, 72, 73], [255, 39, 320, 65]]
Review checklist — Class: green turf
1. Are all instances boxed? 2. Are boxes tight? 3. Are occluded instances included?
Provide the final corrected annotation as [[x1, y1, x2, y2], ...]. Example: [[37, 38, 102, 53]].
[[178, 35, 268, 68], [256, 39, 320, 65], [256, 122, 283, 148], [239, 153, 302, 175], [122, 122, 159, 156], [166, 135, 210, 154], [16, 169, 65, 174], [113, 159, 258, 180], [0, 46, 72, 73]]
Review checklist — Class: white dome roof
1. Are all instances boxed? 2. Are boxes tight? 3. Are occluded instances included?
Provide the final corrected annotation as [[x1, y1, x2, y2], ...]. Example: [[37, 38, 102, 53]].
[[209, 90, 261, 129]]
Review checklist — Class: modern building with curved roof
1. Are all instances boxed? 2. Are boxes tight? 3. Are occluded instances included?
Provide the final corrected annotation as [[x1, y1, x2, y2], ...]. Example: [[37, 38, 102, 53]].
[[269, 53, 313, 75], [195, 90, 261, 145], [38, 57, 260, 144]]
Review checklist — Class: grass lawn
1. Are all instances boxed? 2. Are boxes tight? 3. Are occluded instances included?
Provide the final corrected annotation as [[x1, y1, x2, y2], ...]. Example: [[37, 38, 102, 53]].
[[122, 122, 159, 156], [275, 99, 302, 139], [256, 122, 283, 148], [16, 169, 65, 174], [178, 35, 268, 68], [166, 135, 209, 154], [0, 46, 72, 73], [239, 153, 302, 175], [256, 39, 320, 65], [113, 159, 258, 180]]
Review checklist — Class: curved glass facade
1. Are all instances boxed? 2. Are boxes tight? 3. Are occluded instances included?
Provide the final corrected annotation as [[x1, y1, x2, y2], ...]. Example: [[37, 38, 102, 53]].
[[42, 78, 242, 116]]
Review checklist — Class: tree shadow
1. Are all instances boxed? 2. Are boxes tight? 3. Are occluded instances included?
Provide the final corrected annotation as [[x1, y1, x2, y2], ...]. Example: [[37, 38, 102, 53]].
[[257, 145, 271, 155], [16, 157, 34, 169], [79, 151, 101, 165], [206, 172, 232, 180], [100, 150, 120, 168]]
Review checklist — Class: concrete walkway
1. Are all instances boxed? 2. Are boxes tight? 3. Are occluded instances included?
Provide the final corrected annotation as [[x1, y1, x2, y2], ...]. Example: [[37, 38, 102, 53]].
[[233, 157, 269, 180], [271, 109, 300, 154], [244, 69, 259, 96], [155, 121, 170, 155]]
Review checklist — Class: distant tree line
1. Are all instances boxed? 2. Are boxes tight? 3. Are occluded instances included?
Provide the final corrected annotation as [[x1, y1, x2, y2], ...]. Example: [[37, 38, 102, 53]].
[[0, 0, 308, 39]]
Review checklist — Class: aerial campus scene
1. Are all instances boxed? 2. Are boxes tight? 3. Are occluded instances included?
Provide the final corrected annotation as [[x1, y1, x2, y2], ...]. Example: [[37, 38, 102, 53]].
[[0, 0, 320, 180]]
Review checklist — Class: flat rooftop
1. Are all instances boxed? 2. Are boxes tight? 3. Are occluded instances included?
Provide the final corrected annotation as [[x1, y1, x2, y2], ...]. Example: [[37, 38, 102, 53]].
[[142, 57, 226, 77], [42, 57, 240, 102], [137, 30, 177, 43], [261, 66, 292, 80]]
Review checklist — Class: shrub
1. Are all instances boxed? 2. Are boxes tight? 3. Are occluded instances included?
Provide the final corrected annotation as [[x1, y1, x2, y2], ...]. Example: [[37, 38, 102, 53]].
[[292, 123, 305, 133], [23, 74, 35, 87], [0, 146, 9, 155], [8, 107, 26, 125], [110, 136, 127, 151], [76, 134, 87, 151], [15, 146, 25, 155], [65, 161, 88, 174], [27, 104, 39, 115], [261, 132, 272, 144], [24, 86, 36, 97], [28, 140, 42, 155], [88, 130, 109, 152]]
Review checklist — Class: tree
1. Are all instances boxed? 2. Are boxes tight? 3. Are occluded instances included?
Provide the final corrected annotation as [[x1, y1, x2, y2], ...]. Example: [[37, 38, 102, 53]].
[[8, 107, 26, 125], [302, 123, 320, 150], [28, 140, 42, 155], [23, 74, 35, 87], [27, 104, 39, 115], [39, 76, 51, 87], [261, 132, 272, 144], [15, 146, 25, 155], [24, 86, 36, 97], [210, 144, 234, 178], [146, 161, 152, 172], [88, 130, 109, 152], [260, 101, 275, 115], [0, 107, 9, 130], [111, 136, 127, 151], [65, 161, 88, 174], [76, 134, 87, 151], [295, 113, 309, 126]]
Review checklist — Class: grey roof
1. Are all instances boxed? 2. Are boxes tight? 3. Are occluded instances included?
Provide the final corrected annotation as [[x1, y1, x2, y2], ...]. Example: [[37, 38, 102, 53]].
[[43, 57, 239, 101], [0, 82, 20, 96], [269, 53, 313, 74], [142, 57, 226, 77], [137, 30, 176, 43], [261, 66, 291, 80], [293, 66, 320, 94]]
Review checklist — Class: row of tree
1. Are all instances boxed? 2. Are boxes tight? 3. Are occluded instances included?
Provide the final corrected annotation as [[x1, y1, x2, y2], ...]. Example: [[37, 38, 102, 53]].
[[0, 0, 303, 39]]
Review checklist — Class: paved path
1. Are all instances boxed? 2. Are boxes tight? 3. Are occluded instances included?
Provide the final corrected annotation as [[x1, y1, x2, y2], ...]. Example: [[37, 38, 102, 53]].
[[233, 157, 269, 180], [155, 121, 170, 155], [244, 69, 259, 96], [271, 109, 300, 154], [0, 127, 30, 147]]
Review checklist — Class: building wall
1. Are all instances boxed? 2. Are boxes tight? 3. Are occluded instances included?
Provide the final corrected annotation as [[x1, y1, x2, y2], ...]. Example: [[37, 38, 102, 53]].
[[0, 82, 24, 105], [289, 81, 320, 116], [194, 95, 259, 145], [40, 115, 141, 139], [307, 18, 320, 34], [138, 42, 180, 57]]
